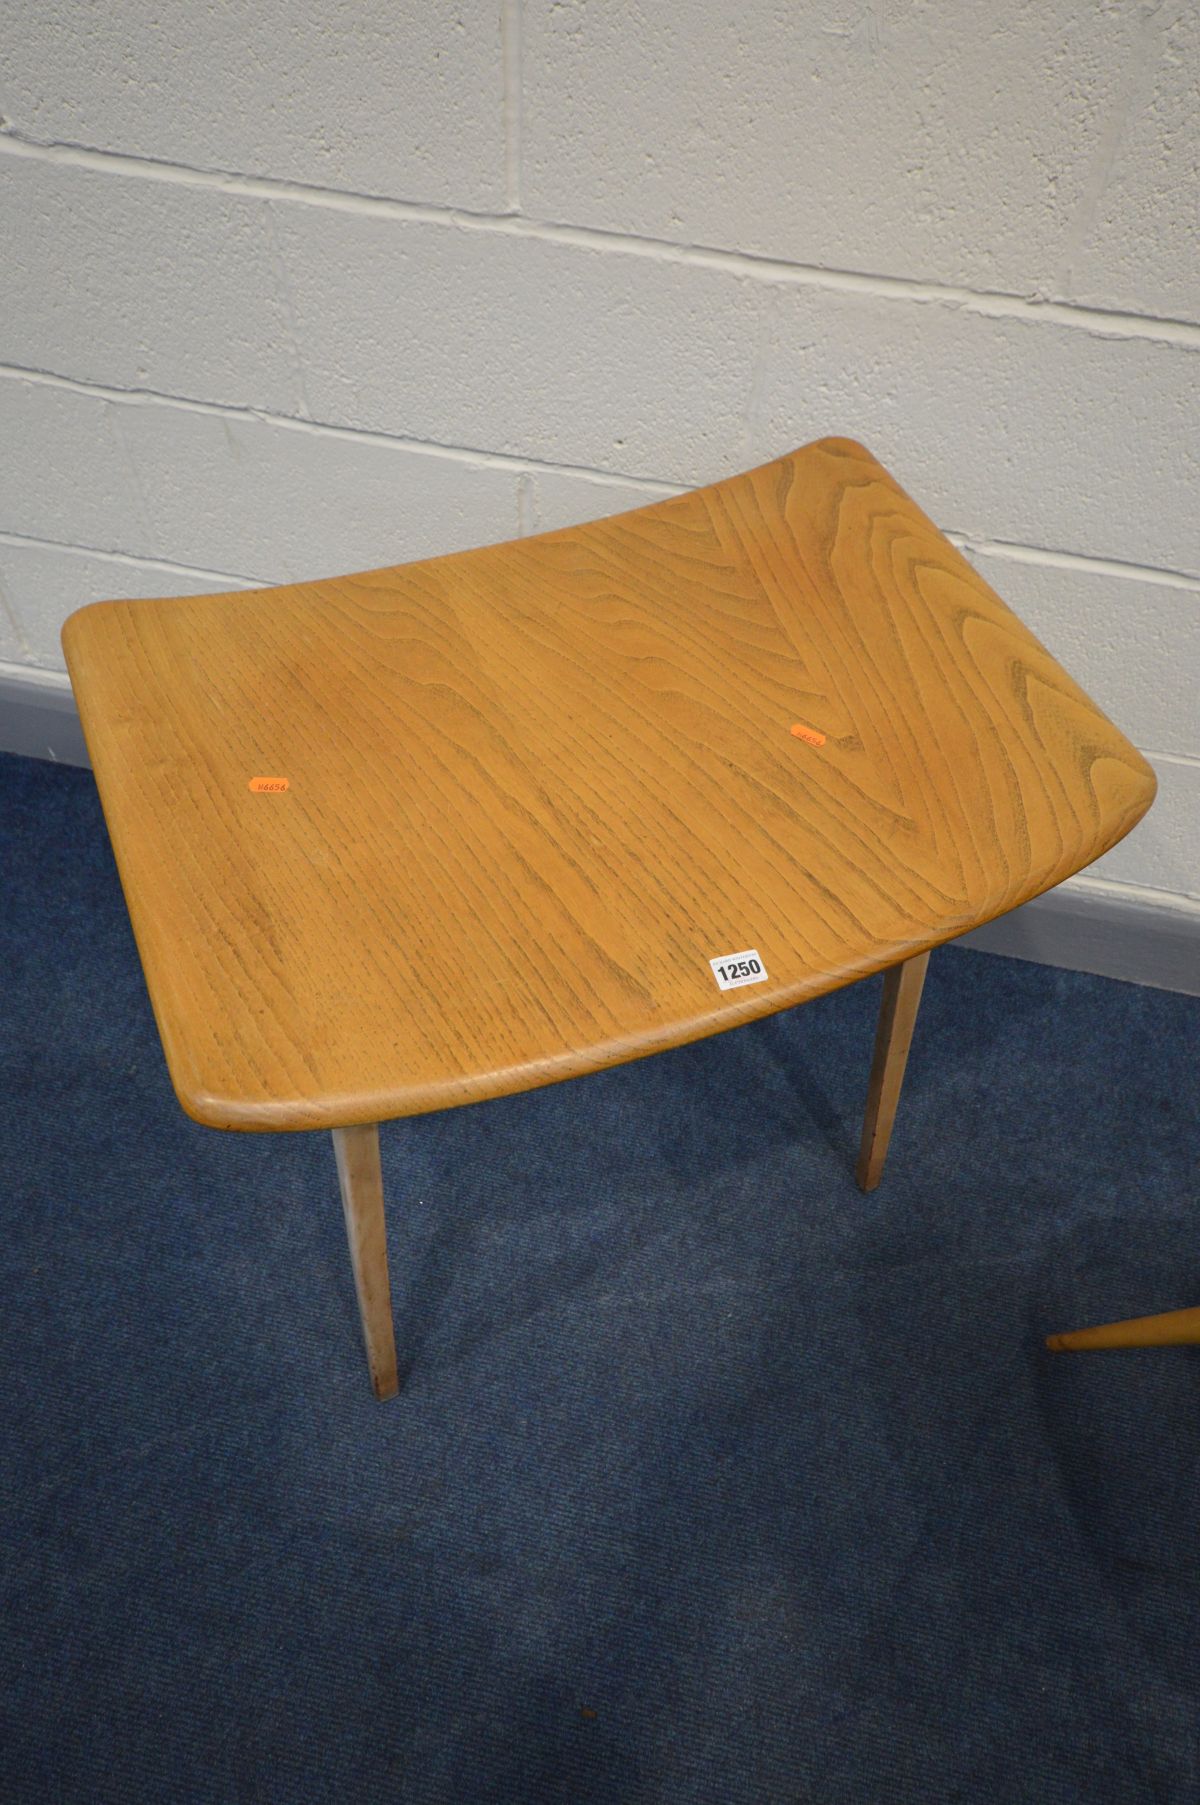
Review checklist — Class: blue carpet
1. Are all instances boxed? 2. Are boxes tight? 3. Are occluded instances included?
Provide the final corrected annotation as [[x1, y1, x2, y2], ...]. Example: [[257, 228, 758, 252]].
[[1, 745, 1198, 1803]]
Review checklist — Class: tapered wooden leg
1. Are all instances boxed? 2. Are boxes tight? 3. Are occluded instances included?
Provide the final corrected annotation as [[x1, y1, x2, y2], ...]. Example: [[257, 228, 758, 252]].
[[1046, 1304, 1200, 1352], [855, 951, 930, 1192], [332, 1124, 399, 1400]]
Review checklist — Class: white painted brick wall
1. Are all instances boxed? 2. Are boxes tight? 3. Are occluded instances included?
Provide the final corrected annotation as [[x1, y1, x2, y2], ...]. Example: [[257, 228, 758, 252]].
[[523, 0, 1200, 324], [0, 536, 243, 667], [1, 376, 523, 581], [1, 1, 509, 210], [0, 3, 1196, 903]]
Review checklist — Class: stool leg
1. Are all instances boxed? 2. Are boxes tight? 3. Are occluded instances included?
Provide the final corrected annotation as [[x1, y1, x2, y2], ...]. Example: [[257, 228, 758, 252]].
[[1046, 1305, 1200, 1351], [332, 1124, 400, 1400], [856, 951, 930, 1192]]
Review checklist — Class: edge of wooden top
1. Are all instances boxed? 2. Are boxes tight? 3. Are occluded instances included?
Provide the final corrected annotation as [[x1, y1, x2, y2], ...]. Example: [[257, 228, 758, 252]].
[[159, 921, 995, 1134], [59, 436, 872, 655], [60, 436, 1158, 1134]]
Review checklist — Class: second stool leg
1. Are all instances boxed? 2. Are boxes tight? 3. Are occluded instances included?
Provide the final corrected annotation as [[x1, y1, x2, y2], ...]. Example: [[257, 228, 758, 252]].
[[332, 1123, 400, 1400], [1046, 1304, 1200, 1351], [855, 951, 930, 1192]]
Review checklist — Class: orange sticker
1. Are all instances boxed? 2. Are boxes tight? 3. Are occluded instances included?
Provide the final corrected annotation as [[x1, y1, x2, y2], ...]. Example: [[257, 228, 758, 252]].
[[789, 722, 826, 747], [248, 776, 289, 793]]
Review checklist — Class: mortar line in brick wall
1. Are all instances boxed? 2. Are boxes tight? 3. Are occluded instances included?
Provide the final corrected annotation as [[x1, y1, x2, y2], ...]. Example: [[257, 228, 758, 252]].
[[4, 362, 1198, 593], [1140, 748, 1200, 772], [947, 534, 1200, 596], [3, 128, 1199, 348], [0, 564, 32, 657], [0, 361, 682, 496], [0, 655, 70, 683], [1055, 2, 1165, 301], [501, 0, 522, 212], [0, 525, 263, 589], [516, 473, 535, 536]]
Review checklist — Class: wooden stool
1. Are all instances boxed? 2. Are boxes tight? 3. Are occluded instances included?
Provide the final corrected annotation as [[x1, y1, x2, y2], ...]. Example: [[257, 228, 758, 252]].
[[62, 438, 1155, 1398]]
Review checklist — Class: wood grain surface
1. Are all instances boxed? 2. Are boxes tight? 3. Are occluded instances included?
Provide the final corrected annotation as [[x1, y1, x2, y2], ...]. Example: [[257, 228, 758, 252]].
[[62, 438, 1156, 1131]]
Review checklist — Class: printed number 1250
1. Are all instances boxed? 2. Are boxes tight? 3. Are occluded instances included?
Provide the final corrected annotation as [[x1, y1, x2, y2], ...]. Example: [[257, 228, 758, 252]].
[[709, 949, 768, 992]]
